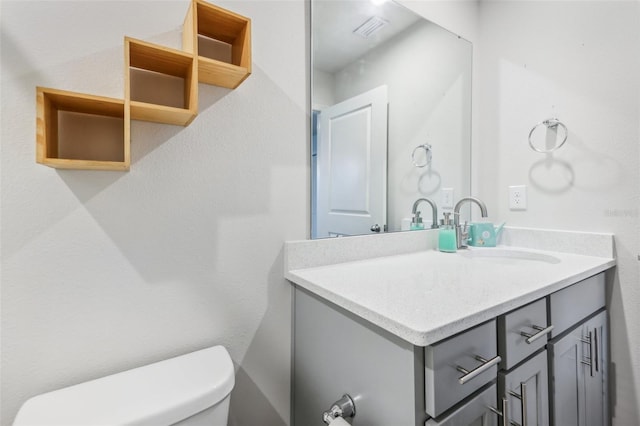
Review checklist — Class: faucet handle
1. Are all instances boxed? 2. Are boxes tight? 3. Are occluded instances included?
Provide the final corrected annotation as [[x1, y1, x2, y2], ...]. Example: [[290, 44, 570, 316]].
[[459, 221, 471, 247], [461, 222, 469, 238]]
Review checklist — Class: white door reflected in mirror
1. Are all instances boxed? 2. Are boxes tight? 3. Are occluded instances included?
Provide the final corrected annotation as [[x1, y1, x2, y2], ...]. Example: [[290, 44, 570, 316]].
[[315, 86, 388, 238]]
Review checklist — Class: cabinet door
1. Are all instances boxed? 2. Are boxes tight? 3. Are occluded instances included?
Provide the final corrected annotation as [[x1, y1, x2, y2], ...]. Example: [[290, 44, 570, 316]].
[[549, 310, 608, 426], [548, 325, 585, 426], [425, 384, 498, 426], [499, 350, 549, 426], [583, 311, 608, 426]]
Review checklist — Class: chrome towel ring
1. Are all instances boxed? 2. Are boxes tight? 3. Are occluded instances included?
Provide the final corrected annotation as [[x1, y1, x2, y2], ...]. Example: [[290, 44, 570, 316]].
[[528, 118, 568, 153], [412, 143, 432, 167]]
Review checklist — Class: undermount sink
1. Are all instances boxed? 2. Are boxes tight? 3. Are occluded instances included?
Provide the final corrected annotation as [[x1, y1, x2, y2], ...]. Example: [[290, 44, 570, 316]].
[[459, 248, 562, 264]]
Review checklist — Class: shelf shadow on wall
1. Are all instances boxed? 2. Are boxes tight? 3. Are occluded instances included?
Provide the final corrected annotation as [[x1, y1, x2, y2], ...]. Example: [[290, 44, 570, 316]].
[[62, 63, 302, 285], [56, 170, 126, 204], [198, 83, 234, 112], [56, 122, 182, 203], [130, 121, 183, 166], [1, 31, 47, 92]]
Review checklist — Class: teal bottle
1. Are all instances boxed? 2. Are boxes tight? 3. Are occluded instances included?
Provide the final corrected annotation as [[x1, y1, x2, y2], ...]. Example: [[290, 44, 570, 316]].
[[410, 211, 425, 231], [438, 212, 457, 253]]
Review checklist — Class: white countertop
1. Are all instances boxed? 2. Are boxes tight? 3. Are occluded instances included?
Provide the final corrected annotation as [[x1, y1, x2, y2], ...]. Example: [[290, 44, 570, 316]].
[[286, 246, 615, 346]]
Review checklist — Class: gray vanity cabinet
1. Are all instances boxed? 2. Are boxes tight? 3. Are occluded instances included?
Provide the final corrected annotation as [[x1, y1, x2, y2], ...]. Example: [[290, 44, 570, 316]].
[[292, 270, 610, 426], [548, 310, 608, 426], [498, 350, 549, 426]]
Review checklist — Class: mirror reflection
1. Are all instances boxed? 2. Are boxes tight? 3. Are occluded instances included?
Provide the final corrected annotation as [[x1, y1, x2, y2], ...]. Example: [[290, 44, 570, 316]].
[[311, 0, 472, 239]]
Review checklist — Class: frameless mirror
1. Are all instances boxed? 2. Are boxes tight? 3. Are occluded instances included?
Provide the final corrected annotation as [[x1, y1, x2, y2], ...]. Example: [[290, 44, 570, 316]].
[[311, 0, 472, 239]]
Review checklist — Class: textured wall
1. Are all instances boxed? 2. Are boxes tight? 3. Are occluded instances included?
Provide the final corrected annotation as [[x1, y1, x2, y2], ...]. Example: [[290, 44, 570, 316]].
[[475, 2, 640, 424], [0, 1, 307, 425]]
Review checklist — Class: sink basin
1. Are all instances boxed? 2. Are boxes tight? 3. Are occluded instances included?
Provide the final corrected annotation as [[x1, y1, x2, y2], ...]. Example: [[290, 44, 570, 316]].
[[459, 248, 561, 264]]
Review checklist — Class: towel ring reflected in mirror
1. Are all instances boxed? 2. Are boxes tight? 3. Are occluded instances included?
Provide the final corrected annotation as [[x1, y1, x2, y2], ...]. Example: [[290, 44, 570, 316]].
[[528, 118, 568, 153], [412, 143, 432, 168]]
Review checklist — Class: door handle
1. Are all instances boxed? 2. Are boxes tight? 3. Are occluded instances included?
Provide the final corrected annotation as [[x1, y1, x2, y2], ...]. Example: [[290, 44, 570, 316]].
[[370, 224, 381, 232]]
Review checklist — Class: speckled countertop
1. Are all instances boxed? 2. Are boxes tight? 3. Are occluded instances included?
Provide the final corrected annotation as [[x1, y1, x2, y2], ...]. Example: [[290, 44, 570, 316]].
[[285, 232, 615, 346]]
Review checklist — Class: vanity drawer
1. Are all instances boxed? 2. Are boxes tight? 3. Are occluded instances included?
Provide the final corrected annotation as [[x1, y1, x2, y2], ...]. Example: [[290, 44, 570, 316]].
[[425, 383, 498, 426], [498, 298, 550, 370], [425, 319, 498, 418], [549, 272, 605, 338]]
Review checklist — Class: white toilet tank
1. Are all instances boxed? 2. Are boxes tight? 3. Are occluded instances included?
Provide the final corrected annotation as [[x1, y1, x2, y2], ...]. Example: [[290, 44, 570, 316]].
[[13, 345, 235, 426]]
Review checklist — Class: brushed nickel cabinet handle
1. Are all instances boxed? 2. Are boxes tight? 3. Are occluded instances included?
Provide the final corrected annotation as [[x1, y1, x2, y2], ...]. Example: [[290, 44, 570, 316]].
[[456, 354, 501, 385], [508, 382, 528, 426], [594, 328, 599, 373], [489, 397, 509, 426], [520, 324, 554, 344], [580, 331, 594, 377]]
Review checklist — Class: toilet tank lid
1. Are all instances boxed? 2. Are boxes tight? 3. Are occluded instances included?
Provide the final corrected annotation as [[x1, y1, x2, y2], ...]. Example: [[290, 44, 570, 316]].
[[13, 345, 235, 426]]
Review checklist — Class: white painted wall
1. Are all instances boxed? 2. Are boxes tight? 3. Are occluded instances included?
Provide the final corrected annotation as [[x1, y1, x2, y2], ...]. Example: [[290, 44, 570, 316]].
[[401, 0, 478, 43], [0, 1, 307, 425], [476, 1, 640, 424], [311, 68, 335, 109]]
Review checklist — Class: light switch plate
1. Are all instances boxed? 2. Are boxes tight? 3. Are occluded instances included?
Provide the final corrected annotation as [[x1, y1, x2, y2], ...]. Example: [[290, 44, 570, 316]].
[[509, 185, 527, 210]]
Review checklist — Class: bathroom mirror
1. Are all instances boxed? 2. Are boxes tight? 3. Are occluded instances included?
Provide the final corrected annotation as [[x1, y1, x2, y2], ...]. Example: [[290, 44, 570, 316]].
[[311, 0, 472, 239]]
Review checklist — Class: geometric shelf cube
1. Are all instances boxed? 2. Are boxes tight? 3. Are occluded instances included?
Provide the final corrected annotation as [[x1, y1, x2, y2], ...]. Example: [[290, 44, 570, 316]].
[[36, 87, 130, 171], [183, 0, 251, 89], [125, 37, 198, 126]]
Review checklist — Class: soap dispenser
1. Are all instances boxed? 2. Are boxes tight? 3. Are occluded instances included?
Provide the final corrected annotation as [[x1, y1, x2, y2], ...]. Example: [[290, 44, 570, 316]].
[[410, 211, 425, 231], [438, 212, 457, 253]]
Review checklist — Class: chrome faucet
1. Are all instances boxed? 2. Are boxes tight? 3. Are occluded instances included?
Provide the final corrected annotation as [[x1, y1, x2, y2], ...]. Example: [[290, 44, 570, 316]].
[[412, 198, 439, 229], [453, 197, 488, 248]]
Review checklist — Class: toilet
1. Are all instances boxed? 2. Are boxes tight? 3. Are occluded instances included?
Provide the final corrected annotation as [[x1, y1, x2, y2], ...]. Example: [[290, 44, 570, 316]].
[[13, 345, 235, 426]]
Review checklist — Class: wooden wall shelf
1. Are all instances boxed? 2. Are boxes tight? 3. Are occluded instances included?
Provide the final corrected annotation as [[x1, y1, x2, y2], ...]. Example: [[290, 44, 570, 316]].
[[36, 0, 250, 171], [183, 0, 251, 89], [125, 37, 198, 126], [36, 87, 130, 171]]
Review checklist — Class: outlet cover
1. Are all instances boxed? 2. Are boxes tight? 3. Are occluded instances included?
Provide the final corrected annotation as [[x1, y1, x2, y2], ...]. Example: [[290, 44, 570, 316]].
[[442, 188, 454, 209], [509, 185, 527, 210]]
